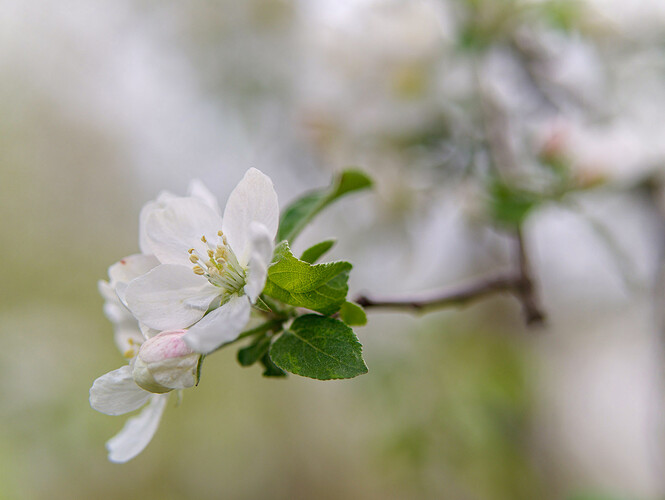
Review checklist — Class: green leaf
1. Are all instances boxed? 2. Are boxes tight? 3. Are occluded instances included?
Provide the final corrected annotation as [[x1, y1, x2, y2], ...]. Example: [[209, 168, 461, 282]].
[[252, 296, 272, 313], [260, 352, 287, 377], [277, 193, 322, 244], [329, 169, 373, 199], [277, 169, 373, 242], [269, 314, 368, 380], [489, 180, 541, 226], [264, 242, 351, 315], [339, 301, 367, 326], [301, 238, 336, 264], [237, 335, 272, 367], [195, 355, 205, 386]]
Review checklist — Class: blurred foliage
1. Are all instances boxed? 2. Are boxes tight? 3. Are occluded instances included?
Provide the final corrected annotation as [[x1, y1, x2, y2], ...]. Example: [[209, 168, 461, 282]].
[[370, 323, 543, 499]]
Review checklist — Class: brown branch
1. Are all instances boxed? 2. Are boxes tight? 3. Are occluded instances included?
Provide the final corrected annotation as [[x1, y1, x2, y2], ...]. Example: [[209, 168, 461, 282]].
[[354, 231, 546, 326], [513, 227, 546, 325], [355, 273, 521, 313]]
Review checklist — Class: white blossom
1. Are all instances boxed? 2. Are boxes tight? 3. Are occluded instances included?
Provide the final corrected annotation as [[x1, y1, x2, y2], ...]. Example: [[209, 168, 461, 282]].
[[125, 168, 279, 354], [90, 329, 201, 463], [91, 255, 169, 463]]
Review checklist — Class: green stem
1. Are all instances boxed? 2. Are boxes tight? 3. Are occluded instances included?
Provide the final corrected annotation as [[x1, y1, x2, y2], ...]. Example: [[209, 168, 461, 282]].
[[210, 319, 285, 354], [260, 294, 296, 319], [237, 319, 284, 340]]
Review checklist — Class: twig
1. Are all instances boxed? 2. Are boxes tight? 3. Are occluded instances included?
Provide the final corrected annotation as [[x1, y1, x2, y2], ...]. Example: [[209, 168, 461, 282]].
[[355, 273, 520, 312], [513, 227, 546, 325], [354, 231, 546, 326]]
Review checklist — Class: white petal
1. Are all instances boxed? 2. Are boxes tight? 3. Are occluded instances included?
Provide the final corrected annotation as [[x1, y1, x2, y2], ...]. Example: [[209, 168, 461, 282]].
[[149, 354, 200, 390], [100, 280, 144, 355], [222, 168, 279, 266], [188, 179, 221, 214], [125, 265, 219, 331], [142, 197, 223, 266], [184, 295, 251, 354], [99, 281, 132, 325], [244, 222, 274, 302], [139, 322, 161, 339], [98, 280, 116, 303], [108, 254, 160, 289], [90, 365, 151, 416], [106, 394, 169, 463], [139, 191, 177, 254]]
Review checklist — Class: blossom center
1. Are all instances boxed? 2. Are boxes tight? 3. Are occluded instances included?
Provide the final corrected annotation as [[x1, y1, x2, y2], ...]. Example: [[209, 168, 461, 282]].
[[188, 231, 246, 295]]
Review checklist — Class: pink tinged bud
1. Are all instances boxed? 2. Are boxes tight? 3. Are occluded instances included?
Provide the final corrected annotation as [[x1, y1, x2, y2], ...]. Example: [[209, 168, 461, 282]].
[[132, 330, 201, 394]]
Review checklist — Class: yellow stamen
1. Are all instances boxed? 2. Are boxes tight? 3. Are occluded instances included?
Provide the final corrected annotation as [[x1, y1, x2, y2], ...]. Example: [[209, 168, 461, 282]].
[[193, 265, 205, 275], [189, 255, 199, 263]]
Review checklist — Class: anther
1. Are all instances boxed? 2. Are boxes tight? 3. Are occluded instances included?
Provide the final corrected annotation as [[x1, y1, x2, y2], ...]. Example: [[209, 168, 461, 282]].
[[201, 236, 207, 243], [193, 266, 205, 275], [189, 255, 199, 263]]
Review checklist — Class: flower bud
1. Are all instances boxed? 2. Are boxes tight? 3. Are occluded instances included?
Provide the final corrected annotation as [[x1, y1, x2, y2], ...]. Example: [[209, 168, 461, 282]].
[[132, 330, 201, 394]]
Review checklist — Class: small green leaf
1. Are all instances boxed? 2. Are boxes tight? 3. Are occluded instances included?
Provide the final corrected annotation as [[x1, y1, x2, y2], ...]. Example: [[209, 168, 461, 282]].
[[195, 355, 205, 386], [489, 180, 541, 226], [329, 169, 373, 199], [301, 239, 336, 264], [252, 296, 272, 313], [269, 314, 368, 380], [277, 193, 323, 244], [339, 301, 367, 326], [277, 169, 373, 242], [261, 352, 287, 377], [264, 242, 351, 315], [237, 335, 272, 367]]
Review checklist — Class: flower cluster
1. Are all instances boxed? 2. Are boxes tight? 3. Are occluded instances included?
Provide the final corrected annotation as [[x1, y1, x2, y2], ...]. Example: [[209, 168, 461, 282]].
[[90, 168, 279, 462]]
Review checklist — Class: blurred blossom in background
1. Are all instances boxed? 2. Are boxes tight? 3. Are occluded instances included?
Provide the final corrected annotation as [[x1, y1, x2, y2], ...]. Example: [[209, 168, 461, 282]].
[[2, 0, 665, 498]]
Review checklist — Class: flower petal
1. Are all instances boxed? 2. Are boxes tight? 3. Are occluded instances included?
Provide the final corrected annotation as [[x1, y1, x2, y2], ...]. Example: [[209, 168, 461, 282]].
[[139, 322, 161, 339], [188, 179, 221, 214], [222, 168, 279, 266], [139, 331, 200, 390], [89, 365, 151, 416], [139, 191, 178, 254], [98, 280, 117, 303], [99, 281, 131, 325], [106, 394, 169, 463], [244, 222, 274, 302], [99, 280, 144, 355], [108, 254, 160, 289], [124, 265, 219, 331], [184, 295, 251, 354], [141, 197, 223, 266]]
